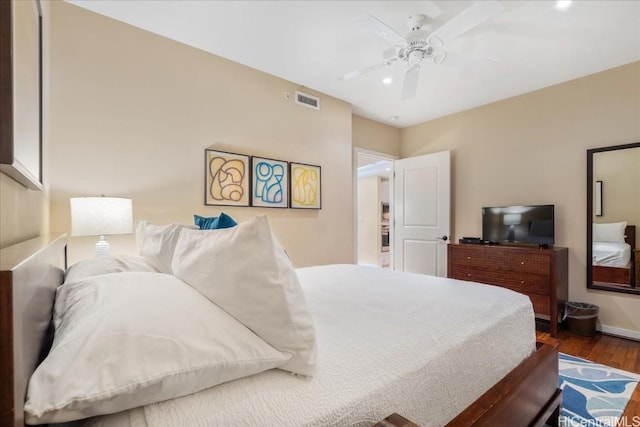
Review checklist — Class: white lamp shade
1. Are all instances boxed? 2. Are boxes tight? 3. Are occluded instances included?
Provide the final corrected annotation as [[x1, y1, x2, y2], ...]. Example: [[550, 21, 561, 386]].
[[70, 197, 133, 237]]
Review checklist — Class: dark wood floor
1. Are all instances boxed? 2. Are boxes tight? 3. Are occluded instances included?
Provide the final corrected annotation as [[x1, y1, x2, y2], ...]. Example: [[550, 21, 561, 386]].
[[536, 328, 640, 418]]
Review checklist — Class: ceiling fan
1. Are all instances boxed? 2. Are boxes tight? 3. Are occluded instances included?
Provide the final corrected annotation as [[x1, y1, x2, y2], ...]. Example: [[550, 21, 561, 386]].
[[341, 1, 504, 100]]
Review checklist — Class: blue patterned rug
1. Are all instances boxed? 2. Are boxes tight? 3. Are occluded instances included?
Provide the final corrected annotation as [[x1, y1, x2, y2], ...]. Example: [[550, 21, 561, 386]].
[[559, 353, 640, 426]]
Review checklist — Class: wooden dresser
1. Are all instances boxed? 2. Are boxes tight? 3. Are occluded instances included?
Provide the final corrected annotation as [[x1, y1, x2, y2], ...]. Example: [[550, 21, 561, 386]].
[[448, 244, 568, 337]]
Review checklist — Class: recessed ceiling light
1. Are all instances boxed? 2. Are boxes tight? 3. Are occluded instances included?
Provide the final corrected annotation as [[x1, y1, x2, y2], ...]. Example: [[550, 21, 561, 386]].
[[382, 77, 393, 85], [555, 0, 572, 9], [388, 115, 399, 121]]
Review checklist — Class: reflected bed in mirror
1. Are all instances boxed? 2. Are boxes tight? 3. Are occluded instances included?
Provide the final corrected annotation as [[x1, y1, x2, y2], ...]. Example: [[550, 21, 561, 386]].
[[587, 142, 640, 295]]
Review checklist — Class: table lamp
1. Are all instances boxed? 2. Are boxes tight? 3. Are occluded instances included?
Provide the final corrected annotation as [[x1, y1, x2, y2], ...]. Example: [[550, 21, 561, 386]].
[[70, 197, 133, 256]]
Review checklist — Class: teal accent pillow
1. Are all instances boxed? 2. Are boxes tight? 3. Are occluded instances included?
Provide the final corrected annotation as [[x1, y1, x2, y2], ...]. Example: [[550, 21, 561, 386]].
[[194, 213, 238, 230]]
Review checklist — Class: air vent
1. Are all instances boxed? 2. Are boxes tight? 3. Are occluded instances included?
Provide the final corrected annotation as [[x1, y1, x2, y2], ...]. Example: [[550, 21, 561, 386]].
[[295, 91, 320, 110]]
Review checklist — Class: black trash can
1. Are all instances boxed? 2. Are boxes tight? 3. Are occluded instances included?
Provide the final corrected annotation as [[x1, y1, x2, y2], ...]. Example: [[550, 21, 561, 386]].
[[565, 302, 599, 337]]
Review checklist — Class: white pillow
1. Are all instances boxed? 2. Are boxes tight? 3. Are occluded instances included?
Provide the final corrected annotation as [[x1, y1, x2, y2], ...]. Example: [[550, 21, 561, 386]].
[[136, 221, 192, 273], [24, 272, 289, 424], [172, 215, 317, 376], [64, 254, 158, 284], [593, 221, 627, 243]]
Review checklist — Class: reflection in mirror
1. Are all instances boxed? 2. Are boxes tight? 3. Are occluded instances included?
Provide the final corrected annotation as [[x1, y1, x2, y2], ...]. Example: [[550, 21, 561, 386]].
[[587, 142, 640, 295]]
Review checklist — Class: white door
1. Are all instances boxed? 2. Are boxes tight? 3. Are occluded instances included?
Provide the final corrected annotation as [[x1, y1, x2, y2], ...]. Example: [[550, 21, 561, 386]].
[[393, 151, 451, 276]]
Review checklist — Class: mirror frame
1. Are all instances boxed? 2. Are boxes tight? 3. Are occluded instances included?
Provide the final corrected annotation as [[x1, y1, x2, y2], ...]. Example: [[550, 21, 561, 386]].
[[0, 0, 43, 190], [587, 141, 640, 295]]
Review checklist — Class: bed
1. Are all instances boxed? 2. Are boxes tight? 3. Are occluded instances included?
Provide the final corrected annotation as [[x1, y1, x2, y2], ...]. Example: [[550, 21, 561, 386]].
[[1, 229, 561, 427], [592, 225, 635, 287]]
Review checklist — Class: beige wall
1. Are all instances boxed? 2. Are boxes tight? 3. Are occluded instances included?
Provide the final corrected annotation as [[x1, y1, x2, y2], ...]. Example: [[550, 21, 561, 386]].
[[401, 62, 640, 335], [47, 2, 353, 267], [593, 147, 640, 248], [352, 115, 401, 157], [0, 173, 48, 247]]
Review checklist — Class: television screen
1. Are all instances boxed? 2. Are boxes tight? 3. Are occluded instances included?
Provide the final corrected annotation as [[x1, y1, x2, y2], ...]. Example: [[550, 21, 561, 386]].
[[482, 205, 554, 245]]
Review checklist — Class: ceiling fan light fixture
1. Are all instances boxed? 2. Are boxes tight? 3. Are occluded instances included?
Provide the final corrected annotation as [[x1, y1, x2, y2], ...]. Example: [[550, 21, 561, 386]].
[[407, 50, 423, 66]]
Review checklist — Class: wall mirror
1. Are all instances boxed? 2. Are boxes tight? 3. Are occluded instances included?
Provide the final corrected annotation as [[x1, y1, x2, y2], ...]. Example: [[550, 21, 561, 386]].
[[587, 142, 640, 295], [0, 0, 43, 190]]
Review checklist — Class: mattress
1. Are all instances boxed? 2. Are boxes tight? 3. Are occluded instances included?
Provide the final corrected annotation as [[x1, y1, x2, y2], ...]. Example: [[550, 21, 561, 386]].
[[79, 264, 536, 427], [593, 242, 631, 267]]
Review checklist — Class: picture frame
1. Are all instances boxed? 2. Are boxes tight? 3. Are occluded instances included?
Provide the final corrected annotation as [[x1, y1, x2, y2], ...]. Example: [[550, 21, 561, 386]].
[[290, 162, 321, 209], [251, 156, 288, 208], [0, 0, 43, 190], [595, 180, 603, 217], [204, 149, 250, 207]]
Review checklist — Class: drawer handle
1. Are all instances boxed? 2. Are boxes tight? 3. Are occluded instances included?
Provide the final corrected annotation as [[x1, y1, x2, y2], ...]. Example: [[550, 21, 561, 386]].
[[520, 280, 525, 284], [467, 256, 471, 260], [467, 273, 471, 277], [520, 261, 525, 265]]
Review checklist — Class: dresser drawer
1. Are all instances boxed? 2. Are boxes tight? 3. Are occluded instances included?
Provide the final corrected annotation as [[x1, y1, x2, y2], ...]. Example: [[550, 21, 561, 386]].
[[502, 273, 550, 295], [449, 267, 508, 288], [507, 254, 550, 275], [450, 265, 549, 294], [449, 249, 492, 268]]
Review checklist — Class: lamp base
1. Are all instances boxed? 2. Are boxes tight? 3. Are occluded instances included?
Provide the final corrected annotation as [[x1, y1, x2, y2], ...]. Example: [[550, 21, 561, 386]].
[[95, 235, 111, 257]]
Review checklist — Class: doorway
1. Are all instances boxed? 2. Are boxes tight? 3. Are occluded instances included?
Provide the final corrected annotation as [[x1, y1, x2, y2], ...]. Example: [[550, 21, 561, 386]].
[[354, 149, 451, 276], [355, 150, 394, 268]]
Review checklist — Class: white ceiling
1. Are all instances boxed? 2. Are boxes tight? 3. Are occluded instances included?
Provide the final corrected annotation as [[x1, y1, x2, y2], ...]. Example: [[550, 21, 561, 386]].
[[67, 0, 640, 128]]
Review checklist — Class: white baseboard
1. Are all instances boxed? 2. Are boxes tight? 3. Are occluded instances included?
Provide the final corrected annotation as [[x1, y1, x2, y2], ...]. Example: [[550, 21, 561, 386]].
[[598, 324, 640, 341], [535, 316, 640, 341]]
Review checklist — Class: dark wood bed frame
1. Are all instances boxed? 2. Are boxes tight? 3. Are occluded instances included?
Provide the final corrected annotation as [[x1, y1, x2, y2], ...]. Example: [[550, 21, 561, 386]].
[[0, 234, 561, 427], [593, 225, 636, 287]]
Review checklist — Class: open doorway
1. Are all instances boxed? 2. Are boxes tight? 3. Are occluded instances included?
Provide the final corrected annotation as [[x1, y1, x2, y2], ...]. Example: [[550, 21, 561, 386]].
[[355, 150, 394, 268]]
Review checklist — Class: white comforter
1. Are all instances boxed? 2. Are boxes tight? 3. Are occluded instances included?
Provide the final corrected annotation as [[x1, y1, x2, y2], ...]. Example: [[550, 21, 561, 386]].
[[593, 242, 631, 267], [80, 264, 536, 427]]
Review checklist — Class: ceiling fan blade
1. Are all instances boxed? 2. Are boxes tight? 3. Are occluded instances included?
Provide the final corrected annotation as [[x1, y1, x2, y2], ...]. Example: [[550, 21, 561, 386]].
[[439, 50, 500, 68], [401, 64, 420, 100], [431, 1, 504, 44], [340, 61, 389, 81], [422, 1, 444, 19], [359, 14, 406, 44]]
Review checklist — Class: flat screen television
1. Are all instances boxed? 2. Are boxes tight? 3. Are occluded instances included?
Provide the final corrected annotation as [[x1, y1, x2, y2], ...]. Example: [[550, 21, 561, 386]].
[[482, 205, 554, 245]]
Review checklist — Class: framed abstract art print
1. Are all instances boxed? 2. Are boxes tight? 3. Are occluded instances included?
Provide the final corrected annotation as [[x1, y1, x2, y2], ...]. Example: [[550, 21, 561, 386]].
[[289, 162, 321, 209], [205, 149, 250, 207], [251, 156, 288, 208]]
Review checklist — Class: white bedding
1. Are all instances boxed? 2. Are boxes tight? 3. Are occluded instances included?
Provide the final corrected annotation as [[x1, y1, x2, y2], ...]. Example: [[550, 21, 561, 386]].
[[78, 264, 536, 427], [593, 241, 631, 267]]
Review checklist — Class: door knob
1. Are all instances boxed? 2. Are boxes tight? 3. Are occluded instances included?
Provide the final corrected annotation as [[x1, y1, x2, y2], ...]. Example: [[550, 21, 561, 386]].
[[437, 235, 448, 241]]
